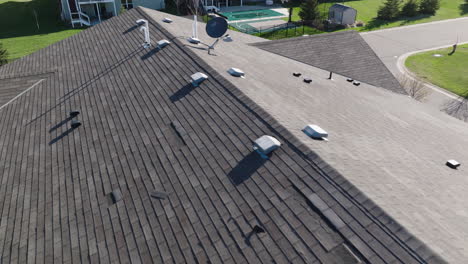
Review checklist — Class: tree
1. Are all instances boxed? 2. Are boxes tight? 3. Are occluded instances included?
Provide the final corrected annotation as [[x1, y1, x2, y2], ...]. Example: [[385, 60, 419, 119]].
[[281, 0, 300, 23], [419, 0, 440, 15], [401, 0, 419, 17], [377, 0, 402, 20], [299, 0, 320, 21], [0, 42, 8, 66]]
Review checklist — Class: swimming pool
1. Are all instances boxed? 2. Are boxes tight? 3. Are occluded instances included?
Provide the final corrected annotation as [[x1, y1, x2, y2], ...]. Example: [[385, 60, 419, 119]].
[[222, 9, 284, 21]]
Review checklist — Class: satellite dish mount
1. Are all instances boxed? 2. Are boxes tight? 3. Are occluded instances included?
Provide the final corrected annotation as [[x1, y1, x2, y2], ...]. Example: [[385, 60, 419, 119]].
[[203, 17, 228, 54]]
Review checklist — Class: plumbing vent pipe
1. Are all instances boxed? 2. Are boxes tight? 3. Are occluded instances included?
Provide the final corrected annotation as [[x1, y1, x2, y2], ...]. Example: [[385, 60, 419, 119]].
[[191, 72, 208, 87], [69, 110, 80, 117], [162, 17, 173, 23], [228, 68, 245, 78], [303, 124, 328, 140], [71, 120, 81, 129], [110, 190, 122, 203], [446, 160, 460, 169], [253, 135, 281, 159]]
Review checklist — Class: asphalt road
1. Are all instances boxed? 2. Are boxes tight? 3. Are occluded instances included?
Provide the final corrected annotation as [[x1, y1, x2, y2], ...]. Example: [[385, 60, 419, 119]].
[[361, 17, 468, 119]]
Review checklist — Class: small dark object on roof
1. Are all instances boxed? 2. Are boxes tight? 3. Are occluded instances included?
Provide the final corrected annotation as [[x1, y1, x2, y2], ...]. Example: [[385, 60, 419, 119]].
[[347, 78, 354, 82], [293, 72, 302, 77], [71, 120, 81, 129], [304, 78, 312, 84], [110, 189, 122, 203], [69, 110, 80, 117], [446, 160, 461, 169], [150, 190, 168, 200], [253, 225, 265, 234], [353, 81, 361, 86]]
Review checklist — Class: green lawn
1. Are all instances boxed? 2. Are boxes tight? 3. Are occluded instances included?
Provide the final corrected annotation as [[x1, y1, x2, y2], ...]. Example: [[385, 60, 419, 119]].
[[405, 44, 468, 97], [0, 0, 83, 61], [285, 0, 468, 32]]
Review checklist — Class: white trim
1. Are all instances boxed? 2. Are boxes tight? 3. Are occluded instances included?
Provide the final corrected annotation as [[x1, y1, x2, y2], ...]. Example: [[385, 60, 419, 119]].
[[0, 79, 45, 111]]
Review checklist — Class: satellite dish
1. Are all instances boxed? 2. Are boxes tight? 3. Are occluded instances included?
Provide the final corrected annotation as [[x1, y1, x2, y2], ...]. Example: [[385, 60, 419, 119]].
[[206, 17, 228, 39]]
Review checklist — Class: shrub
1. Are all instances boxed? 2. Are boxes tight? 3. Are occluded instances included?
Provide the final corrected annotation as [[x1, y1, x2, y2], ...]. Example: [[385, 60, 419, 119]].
[[419, 0, 440, 15], [0, 42, 8, 66], [377, 0, 402, 20], [298, 0, 320, 22], [401, 0, 419, 17]]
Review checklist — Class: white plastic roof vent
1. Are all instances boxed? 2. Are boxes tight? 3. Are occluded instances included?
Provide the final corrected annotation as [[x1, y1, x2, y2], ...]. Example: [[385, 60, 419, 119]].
[[353, 81, 361, 86], [253, 135, 281, 158], [303, 124, 328, 140], [228, 68, 245, 78], [163, 17, 173, 23], [303, 78, 312, 84], [157, 39, 170, 48], [347, 78, 354, 82], [446, 160, 460, 169], [191, 72, 208, 87], [223, 35, 233, 42], [188, 37, 201, 44]]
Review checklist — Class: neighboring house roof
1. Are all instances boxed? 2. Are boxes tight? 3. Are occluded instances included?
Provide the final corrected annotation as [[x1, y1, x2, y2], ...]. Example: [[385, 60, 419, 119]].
[[330, 3, 356, 11], [251, 31, 404, 94], [0, 7, 459, 264]]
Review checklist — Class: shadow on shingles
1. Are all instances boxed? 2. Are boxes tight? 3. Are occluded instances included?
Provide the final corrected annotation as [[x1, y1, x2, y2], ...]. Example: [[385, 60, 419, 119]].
[[123, 25, 138, 34], [228, 151, 266, 185], [49, 116, 73, 132], [170, 84, 195, 102], [26, 47, 142, 126], [49, 127, 76, 145], [141, 47, 160, 60]]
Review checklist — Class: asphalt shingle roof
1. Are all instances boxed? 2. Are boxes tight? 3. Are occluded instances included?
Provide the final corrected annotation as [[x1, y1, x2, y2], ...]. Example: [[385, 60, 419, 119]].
[[251, 30, 405, 94], [0, 8, 444, 263]]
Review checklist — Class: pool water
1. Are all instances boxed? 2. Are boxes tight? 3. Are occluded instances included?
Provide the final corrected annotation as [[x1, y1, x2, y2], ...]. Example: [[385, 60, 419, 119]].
[[222, 9, 284, 21]]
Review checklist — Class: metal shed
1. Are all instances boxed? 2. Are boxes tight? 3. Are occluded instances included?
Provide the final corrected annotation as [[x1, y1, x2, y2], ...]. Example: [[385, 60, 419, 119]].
[[328, 3, 357, 25]]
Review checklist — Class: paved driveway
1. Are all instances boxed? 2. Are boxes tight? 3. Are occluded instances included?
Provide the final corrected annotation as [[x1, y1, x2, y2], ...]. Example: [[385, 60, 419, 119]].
[[361, 17, 468, 116]]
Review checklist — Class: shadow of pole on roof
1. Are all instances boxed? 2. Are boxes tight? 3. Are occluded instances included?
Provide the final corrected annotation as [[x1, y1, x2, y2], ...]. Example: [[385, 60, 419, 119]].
[[25, 47, 143, 126], [227, 151, 266, 185], [49, 127, 77, 145], [49, 116, 73, 132], [169, 84, 196, 102]]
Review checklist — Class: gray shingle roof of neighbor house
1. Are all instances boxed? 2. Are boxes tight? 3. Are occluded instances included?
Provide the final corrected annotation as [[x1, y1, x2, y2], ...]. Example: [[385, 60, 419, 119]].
[[0, 7, 452, 263], [251, 30, 404, 94]]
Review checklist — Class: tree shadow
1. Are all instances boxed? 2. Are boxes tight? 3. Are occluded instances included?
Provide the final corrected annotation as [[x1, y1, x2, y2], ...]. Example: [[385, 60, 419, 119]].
[[363, 18, 392, 31], [398, 14, 431, 26], [170, 84, 195, 102], [460, 3, 468, 15], [227, 151, 266, 185], [441, 91, 468, 122]]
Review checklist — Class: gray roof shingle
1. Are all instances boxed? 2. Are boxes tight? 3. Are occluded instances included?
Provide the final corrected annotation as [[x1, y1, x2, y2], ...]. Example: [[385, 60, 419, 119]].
[[251, 30, 405, 94], [0, 8, 444, 263]]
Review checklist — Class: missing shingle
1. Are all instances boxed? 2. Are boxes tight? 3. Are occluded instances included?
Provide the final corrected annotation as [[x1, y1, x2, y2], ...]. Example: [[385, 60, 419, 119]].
[[150, 190, 168, 200]]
